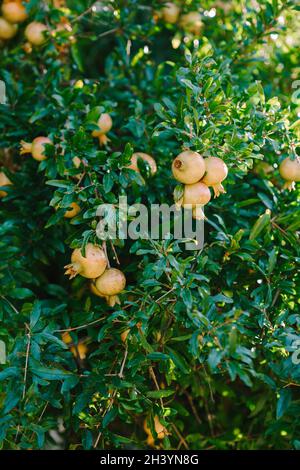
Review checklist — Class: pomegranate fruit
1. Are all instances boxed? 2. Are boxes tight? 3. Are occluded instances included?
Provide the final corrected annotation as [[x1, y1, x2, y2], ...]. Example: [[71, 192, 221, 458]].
[[62, 333, 88, 360], [90, 281, 105, 298], [71, 342, 87, 360], [92, 113, 112, 146], [93, 114, 113, 135], [63, 202, 81, 219], [254, 161, 273, 177], [20, 136, 53, 161], [182, 182, 211, 207], [64, 243, 107, 279], [72, 156, 81, 168], [202, 156, 228, 197], [144, 416, 167, 446], [25, 22, 48, 46], [128, 152, 157, 175], [120, 329, 130, 343], [172, 151, 205, 184], [0, 17, 18, 39], [0, 171, 13, 197], [95, 268, 126, 296], [2, 1, 27, 23], [279, 157, 300, 191], [95, 268, 126, 307], [162, 3, 180, 24], [192, 205, 206, 221], [180, 11, 203, 35]]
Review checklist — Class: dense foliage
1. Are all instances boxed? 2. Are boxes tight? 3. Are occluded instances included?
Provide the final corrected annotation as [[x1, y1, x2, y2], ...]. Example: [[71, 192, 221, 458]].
[[0, 0, 299, 450]]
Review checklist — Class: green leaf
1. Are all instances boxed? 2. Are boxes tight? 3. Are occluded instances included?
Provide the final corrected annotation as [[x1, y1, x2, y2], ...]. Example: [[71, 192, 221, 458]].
[[146, 389, 175, 398], [276, 389, 291, 420], [249, 210, 271, 240]]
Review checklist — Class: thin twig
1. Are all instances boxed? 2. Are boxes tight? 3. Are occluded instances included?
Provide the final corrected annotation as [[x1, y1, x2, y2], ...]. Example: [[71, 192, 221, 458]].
[[97, 28, 118, 39], [93, 348, 128, 448], [118, 348, 128, 379], [102, 241, 111, 268], [22, 324, 31, 400], [149, 366, 164, 408], [171, 423, 189, 450], [110, 241, 120, 265], [184, 390, 202, 425], [0, 296, 19, 314], [71, 1, 98, 24], [54, 317, 106, 333]]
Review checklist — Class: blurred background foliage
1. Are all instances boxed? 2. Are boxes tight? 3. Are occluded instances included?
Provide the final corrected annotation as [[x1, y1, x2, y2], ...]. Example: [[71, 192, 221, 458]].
[[0, 0, 299, 450]]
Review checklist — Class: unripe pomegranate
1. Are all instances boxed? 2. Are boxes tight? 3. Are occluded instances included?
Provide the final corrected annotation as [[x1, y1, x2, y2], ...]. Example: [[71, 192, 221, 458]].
[[20, 137, 53, 161], [95, 268, 126, 296], [53, 0, 66, 7], [64, 243, 107, 279], [162, 3, 180, 24], [25, 22, 48, 46], [72, 156, 81, 168], [61, 331, 72, 344], [144, 416, 167, 445], [71, 342, 88, 360], [92, 113, 113, 146], [180, 11, 203, 35], [0, 17, 18, 39], [279, 157, 300, 191], [92, 113, 113, 137], [64, 202, 81, 219], [90, 281, 121, 307], [2, 2, 27, 23], [128, 152, 157, 175], [172, 151, 205, 184], [0, 171, 13, 197], [254, 161, 273, 177], [120, 329, 130, 343], [62, 333, 88, 360], [202, 156, 228, 197], [182, 182, 211, 207]]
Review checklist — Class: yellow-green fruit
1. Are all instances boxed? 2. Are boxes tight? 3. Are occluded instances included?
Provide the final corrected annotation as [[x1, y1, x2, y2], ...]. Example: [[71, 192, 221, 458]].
[[20, 136, 53, 161], [128, 152, 157, 175], [92, 113, 113, 137], [0, 17, 17, 39], [2, 2, 28, 23], [0, 171, 13, 197], [172, 151, 205, 184], [25, 22, 48, 46], [162, 3, 180, 24], [95, 268, 126, 296], [64, 243, 107, 279]]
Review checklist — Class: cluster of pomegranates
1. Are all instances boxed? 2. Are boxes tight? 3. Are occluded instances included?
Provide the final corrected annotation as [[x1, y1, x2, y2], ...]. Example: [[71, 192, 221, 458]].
[[172, 150, 228, 220], [0, 0, 48, 46], [157, 2, 203, 35], [64, 243, 126, 308]]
